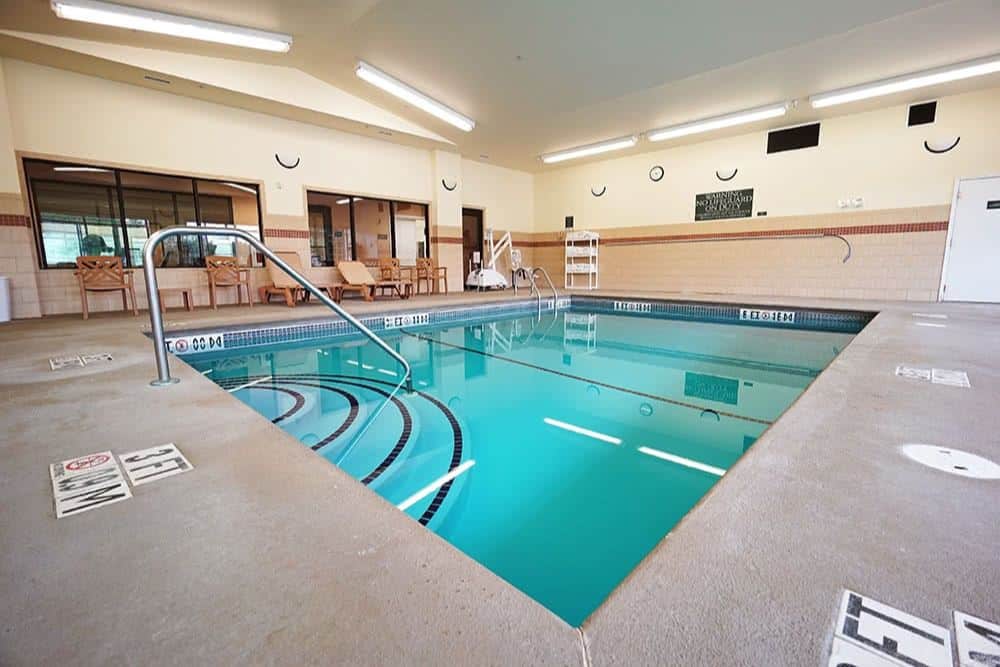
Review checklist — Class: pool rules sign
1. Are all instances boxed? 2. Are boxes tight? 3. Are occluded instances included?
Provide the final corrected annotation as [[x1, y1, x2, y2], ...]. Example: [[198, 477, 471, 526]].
[[695, 188, 754, 221]]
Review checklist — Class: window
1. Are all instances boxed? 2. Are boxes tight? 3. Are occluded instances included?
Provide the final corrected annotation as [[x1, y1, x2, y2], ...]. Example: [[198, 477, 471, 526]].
[[25, 159, 263, 269], [306, 190, 428, 268], [306, 193, 353, 266]]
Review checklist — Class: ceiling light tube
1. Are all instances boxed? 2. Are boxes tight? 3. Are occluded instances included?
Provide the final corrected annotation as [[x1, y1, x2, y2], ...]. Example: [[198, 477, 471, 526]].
[[647, 102, 790, 142], [540, 135, 638, 164], [355, 61, 475, 132], [810, 54, 1000, 108], [50, 0, 293, 53]]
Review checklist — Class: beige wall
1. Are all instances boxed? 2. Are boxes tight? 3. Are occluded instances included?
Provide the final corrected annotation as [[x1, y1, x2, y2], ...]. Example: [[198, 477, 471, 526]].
[[3, 53, 999, 316], [528, 85, 1000, 301], [462, 158, 535, 233], [534, 86, 1000, 230], [0, 58, 534, 314]]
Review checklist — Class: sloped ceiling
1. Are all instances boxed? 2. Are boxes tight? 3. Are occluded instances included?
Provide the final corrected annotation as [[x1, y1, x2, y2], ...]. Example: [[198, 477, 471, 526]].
[[0, 0, 999, 171]]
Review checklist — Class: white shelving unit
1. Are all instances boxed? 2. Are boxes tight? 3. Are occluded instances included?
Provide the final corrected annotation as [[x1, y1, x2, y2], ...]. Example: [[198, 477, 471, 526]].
[[565, 230, 599, 290], [563, 312, 598, 354]]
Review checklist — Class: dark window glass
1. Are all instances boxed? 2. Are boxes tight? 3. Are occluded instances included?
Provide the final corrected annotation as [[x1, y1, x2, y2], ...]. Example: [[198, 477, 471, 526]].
[[306, 191, 428, 269], [25, 159, 263, 269], [26, 162, 122, 268], [766, 123, 821, 154], [121, 171, 198, 267], [306, 192, 353, 266], [197, 180, 260, 267]]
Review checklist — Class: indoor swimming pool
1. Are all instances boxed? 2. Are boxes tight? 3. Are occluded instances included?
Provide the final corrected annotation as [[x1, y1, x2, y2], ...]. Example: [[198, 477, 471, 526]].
[[186, 305, 860, 625]]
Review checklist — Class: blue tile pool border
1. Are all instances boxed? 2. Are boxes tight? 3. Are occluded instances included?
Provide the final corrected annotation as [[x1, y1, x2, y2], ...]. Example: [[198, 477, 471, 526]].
[[570, 296, 874, 333], [160, 295, 873, 356]]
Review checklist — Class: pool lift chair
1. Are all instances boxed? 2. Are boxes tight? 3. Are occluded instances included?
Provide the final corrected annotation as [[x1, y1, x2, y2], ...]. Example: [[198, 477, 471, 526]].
[[466, 227, 514, 290]]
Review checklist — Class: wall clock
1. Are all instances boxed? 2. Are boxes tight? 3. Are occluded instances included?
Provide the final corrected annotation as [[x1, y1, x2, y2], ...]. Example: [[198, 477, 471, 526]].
[[649, 165, 664, 182]]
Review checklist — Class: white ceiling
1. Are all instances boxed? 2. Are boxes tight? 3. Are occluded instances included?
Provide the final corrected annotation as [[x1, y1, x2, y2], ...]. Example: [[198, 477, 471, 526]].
[[1, 0, 999, 171]]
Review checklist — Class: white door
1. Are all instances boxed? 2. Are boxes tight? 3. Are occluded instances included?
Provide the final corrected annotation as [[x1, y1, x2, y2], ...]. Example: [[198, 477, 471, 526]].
[[941, 176, 1000, 302]]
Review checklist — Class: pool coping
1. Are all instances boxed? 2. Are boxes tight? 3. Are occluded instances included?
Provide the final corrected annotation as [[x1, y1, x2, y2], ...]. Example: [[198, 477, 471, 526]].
[[1, 291, 998, 665]]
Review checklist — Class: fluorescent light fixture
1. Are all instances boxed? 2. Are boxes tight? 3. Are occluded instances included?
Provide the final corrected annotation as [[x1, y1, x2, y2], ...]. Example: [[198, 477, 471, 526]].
[[647, 103, 790, 142], [540, 135, 638, 164], [355, 61, 475, 132], [50, 0, 293, 53], [397, 460, 476, 511], [810, 54, 1000, 108], [637, 446, 726, 477], [543, 417, 622, 445], [222, 182, 257, 195], [53, 166, 110, 173]]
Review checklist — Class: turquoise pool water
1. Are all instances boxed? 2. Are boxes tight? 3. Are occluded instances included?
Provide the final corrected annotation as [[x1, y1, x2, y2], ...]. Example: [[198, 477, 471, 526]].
[[188, 308, 855, 625]]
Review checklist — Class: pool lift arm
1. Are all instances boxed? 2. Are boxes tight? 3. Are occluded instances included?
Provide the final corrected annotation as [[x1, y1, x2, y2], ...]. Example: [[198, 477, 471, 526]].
[[466, 228, 512, 289]]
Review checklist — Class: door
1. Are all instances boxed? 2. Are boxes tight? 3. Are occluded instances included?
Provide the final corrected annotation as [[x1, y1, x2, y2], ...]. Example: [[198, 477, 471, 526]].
[[941, 176, 1000, 302], [307, 204, 332, 266], [462, 208, 484, 289]]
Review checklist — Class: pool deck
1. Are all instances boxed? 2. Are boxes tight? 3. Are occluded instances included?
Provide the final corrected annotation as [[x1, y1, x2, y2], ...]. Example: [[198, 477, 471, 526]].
[[1, 289, 998, 665]]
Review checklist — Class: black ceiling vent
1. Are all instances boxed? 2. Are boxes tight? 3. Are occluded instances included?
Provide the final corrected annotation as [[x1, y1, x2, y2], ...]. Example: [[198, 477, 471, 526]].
[[767, 123, 820, 154], [908, 101, 937, 126]]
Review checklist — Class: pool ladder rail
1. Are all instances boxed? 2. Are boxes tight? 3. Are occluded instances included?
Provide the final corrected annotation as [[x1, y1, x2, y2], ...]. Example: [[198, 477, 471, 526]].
[[142, 226, 411, 394], [528, 266, 559, 320]]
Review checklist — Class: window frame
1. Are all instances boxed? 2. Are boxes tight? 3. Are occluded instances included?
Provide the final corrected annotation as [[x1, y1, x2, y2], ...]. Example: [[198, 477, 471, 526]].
[[24, 158, 264, 270], [305, 189, 429, 267]]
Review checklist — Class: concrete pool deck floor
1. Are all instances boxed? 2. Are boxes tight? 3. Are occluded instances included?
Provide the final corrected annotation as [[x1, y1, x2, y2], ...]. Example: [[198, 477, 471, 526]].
[[1, 289, 998, 664]]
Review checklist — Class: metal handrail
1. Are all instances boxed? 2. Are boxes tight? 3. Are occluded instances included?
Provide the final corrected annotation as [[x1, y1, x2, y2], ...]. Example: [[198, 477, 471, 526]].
[[141, 227, 412, 395], [530, 266, 559, 318]]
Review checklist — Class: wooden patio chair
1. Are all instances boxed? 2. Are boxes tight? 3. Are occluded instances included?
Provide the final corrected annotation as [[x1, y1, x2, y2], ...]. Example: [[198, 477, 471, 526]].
[[376, 257, 411, 297], [337, 260, 412, 300], [415, 257, 448, 294], [205, 255, 253, 310], [74, 255, 138, 320], [260, 252, 343, 306]]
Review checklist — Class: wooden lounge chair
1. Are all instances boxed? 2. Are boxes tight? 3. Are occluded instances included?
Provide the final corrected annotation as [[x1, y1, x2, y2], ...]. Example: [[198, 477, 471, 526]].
[[74, 256, 138, 320], [415, 257, 448, 294], [205, 255, 253, 309], [337, 260, 411, 300], [260, 251, 342, 306]]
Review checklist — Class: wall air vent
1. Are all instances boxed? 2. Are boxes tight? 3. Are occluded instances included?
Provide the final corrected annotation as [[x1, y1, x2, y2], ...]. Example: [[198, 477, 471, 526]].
[[908, 101, 937, 126], [766, 123, 820, 154]]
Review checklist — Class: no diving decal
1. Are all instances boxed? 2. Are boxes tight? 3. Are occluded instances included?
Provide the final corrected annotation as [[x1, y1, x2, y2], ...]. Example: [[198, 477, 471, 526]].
[[50, 451, 132, 518], [49, 444, 193, 518], [740, 308, 795, 324]]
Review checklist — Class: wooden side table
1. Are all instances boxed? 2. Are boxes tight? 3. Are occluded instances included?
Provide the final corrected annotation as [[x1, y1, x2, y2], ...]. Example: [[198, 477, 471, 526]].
[[158, 287, 194, 313]]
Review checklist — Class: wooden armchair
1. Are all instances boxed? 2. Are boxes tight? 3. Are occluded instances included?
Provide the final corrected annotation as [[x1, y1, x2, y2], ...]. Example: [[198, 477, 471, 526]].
[[74, 256, 138, 320], [415, 257, 448, 294], [205, 255, 253, 309]]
